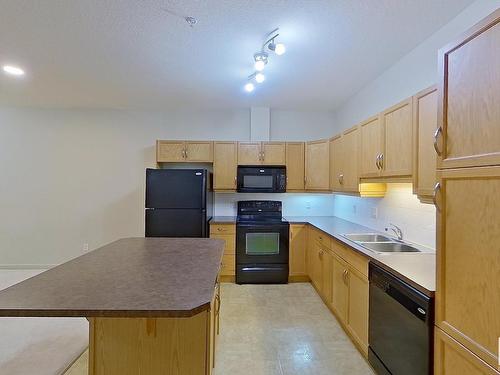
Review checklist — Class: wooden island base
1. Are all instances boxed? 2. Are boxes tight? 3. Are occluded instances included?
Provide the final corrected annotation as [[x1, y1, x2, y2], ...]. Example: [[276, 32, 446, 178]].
[[88, 309, 217, 375]]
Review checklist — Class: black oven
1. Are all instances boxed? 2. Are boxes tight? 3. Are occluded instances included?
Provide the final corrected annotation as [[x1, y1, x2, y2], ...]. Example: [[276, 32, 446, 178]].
[[237, 166, 286, 193], [236, 201, 289, 284]]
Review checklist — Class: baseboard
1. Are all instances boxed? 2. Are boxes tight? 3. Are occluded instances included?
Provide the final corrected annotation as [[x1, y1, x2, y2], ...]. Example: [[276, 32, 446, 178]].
[[289, 275, 310, 282], [0, 264, 57, 270], [219, 275, 235, 283]]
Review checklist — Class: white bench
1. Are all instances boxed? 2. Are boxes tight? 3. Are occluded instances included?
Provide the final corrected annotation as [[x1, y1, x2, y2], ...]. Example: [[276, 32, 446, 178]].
[[0, 270, 88, 375]]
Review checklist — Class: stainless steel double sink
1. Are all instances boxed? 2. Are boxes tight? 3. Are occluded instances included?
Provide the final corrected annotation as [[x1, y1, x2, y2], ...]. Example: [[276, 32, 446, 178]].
[[341, 233, 421, 254]]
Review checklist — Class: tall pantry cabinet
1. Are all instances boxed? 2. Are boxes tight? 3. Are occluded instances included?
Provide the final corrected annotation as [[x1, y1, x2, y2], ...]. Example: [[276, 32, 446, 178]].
[[434, 9, 500, 375]]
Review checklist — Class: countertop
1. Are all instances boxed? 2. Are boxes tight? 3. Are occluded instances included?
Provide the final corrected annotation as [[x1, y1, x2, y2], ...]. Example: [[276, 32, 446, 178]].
[[210, 215, 435, 296], [0, 237, 224, 318]]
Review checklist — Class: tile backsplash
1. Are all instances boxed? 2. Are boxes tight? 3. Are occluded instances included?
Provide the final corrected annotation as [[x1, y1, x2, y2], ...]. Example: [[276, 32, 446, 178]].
[[333, 183, 436, 249], [214, 193, 335, 217]]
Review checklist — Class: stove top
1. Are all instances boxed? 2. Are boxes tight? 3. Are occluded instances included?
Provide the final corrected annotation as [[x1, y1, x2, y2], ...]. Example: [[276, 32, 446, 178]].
[[236, 200, 287, 223]]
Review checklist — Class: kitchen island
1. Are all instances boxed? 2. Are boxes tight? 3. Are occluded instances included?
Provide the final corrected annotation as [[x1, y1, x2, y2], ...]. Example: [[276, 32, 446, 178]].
[[0, 237, 224, 375]]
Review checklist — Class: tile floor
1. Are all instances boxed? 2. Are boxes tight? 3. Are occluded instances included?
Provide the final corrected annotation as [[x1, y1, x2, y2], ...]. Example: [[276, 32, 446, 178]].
[[65, 283, 374, 375]]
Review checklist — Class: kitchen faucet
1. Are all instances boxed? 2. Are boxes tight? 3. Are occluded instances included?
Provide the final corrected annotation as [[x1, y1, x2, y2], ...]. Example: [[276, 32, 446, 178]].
[[385, 223, 403, 240]]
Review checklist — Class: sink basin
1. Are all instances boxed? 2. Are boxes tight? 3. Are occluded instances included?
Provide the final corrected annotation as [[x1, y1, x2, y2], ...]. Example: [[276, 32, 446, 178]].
[[342, 233, 393, 243], [361, 242, 421, 253]]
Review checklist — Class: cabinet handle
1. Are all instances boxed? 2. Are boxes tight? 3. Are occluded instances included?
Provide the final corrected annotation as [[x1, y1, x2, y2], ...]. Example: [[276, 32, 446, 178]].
[[262, 151, 265, 161], [338, 174, 344, 184], [433, 182, 441, 211], [234, 176, 237, 187], [217, 227, 224, 232], [375, 154, 381, 170], [433, 127, 443, 156], [343, 269, 349, 285], [380, 153, 384, 169]]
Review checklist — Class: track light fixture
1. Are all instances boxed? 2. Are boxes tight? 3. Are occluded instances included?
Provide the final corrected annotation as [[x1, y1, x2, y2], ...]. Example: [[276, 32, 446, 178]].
[[243, 27, 285, 93]]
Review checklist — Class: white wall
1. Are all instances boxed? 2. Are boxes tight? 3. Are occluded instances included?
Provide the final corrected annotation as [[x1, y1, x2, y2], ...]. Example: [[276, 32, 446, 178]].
[[0, 107, 334, 267], [333, 0, 500, 131], [333, 184, 435, 249], [270, 110, 335, 141], [214, 193, 334, 217]]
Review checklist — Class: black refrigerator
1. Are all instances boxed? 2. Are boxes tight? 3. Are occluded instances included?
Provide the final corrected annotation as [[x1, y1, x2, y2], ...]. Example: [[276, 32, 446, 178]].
[[145, 168, 213, 237]]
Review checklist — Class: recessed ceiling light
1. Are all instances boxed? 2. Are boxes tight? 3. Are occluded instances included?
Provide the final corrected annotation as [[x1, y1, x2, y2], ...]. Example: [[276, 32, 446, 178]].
[[244, 82, 255, 93], [2, 65, 25, 76]]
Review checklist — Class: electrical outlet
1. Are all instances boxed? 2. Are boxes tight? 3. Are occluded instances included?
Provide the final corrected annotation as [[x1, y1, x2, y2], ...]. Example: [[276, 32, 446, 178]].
[[306, 201, 311, 209], [83, 243, 89, 252], [371, 207, 378, 219]]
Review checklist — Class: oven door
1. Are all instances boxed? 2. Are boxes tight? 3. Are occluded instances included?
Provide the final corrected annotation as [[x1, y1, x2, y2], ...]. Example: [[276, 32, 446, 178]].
[[237, 167, 284, 193], [236, 223, 289, 264]]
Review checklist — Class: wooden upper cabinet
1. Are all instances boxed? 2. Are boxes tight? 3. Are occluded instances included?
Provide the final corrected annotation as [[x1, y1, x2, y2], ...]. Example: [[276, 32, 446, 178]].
[[329, 135, 343, 192], [156, 140, 213, 163], [286, 142, 305, 191], [185, 141, 213, 162], [437, 10, 500, 169], [237, 142, 261, 165], [261, 142, 286, 165], [237, 142, 286, 165], [342, 127, 360, 192], [305, 139, 330, 190], [359, 115, 383, 178], [156, 140, 186, 162], [436, 166, 500, 370], [413, 86, 438, 203], [213, 142, 237, 190], [381, 98, 413, 177]]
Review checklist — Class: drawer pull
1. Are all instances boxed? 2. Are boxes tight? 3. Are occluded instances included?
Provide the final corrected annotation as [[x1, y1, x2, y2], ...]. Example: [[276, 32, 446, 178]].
[[433, 127, 443, 156]]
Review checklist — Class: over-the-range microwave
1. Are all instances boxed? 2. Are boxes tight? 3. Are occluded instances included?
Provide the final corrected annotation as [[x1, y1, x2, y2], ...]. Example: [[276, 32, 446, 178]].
[[237, 166, 286, 193]]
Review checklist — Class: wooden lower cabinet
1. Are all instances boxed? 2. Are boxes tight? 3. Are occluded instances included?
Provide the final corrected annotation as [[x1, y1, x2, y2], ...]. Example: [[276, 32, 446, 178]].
[[436, 166, 500, 370], [289, 224, 308, 279], [346, 266, 369, 355], [330, 253, 349, 322], [88, 283, 221, 375], [210, 223, 236, 279], [435, 327, 500, 375]]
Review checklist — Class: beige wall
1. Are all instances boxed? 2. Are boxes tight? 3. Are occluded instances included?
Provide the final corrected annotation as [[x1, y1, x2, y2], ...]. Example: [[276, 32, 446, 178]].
[[0, 107, 335, 267]]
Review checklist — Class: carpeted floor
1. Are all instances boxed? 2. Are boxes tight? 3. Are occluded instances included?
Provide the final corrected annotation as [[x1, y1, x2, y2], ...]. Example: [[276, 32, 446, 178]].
[[0, 269, 88, 375]]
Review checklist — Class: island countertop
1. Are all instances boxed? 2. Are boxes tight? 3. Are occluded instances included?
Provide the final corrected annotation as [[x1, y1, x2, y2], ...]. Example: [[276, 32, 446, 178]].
[[0, 237, 224, 318]]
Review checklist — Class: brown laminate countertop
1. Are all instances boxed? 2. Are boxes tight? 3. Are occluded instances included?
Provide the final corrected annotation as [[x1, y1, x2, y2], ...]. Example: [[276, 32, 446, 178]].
[[0, 238, 224, 318], [210, 216, 237, 224], [210, 215, 435, 297]]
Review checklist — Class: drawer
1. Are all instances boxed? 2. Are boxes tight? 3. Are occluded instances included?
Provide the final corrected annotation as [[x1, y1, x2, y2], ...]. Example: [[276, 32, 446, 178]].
[[210, 223, 236, 235], [209, 234, 235, 255], [220, 254, 235, 276], [332, 239, 368, 277], [309, 226, 332, 249]]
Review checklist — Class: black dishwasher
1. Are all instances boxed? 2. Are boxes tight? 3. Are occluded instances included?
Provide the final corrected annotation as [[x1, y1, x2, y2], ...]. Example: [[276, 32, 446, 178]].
[[368, 263, 433, 375]]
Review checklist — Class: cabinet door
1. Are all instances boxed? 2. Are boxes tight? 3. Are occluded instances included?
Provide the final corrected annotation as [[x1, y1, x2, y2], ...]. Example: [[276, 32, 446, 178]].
[[347, 267, 369, 354], [185, 141, 213, 162], [238, 142, 262, 165], [437, 11, 500, 169], [321, 249, 333, 304], [213, 142, 237, 190], [331, 254, 349, 323], [435, 328, 499, 375], [342, 127, 360, 192], [156, 140, 185, 162], [286, 142, 305, 191], [262, 142, 286, 165], [329, 135, 343, 192], [312, 247, 323, 292], [289, 224, 307, 276], [359, 116, 383, 178], [305, 140, 330, 190], [381, 98, 413, 177], [413, 86, 438, 203], [436, 166, 500, 369]]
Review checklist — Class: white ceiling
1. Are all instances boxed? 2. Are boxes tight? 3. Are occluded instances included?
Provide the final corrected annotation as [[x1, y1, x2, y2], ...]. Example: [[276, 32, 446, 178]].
[[0, 0, 473, 111]]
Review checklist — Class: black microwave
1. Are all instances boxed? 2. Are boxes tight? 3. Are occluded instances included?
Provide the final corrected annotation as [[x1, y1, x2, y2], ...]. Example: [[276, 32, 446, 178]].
[[237, 166, 286, 193]]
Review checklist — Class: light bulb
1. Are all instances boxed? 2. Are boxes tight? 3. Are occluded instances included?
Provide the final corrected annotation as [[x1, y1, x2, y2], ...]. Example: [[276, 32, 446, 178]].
[[274, 43, 286, 55], [255, 73, 265, 83], [254, 60, 266, 71], [244, 82, 255, 92], [2, 65, 25, 76]]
